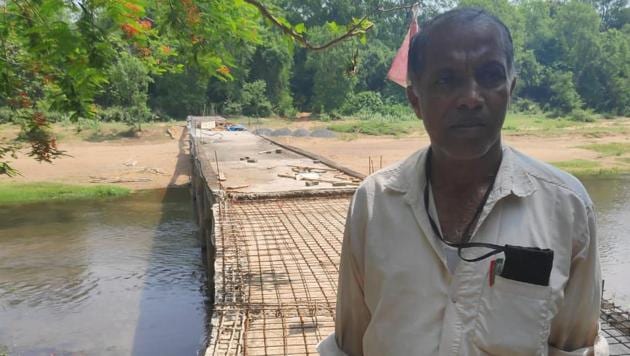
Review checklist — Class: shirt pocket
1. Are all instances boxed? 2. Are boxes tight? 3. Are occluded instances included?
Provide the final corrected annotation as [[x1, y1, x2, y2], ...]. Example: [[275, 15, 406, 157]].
[[472, 275, 552, 356]]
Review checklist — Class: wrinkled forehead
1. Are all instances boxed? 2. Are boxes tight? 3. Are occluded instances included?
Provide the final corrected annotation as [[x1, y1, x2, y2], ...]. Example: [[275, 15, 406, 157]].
[[424, 21, 508, 69]]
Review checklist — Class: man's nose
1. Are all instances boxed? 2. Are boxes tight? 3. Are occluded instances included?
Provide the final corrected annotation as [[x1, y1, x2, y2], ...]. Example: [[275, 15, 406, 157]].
[[456, 80, 483, 110]]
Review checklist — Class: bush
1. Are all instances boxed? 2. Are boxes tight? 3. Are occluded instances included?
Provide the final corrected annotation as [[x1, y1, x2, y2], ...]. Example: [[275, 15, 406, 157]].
[[0, 107, 14, 124], [341, 91, 384, 115], [241, 80, 273, 117], [544, 70, 583, 115], [76, 117, 102, 131], [0, 107, 69, 124], [96, 106, 152, 130], [98, 106, 131, 122], [280, 106, 298, 119], [569, 109, 597, 122], [378, 103, 416, 120], [511, 98, 542, 114], [45, 111, 70, 123], [223, 100, 242, 115], [277, 93, 297, 118]]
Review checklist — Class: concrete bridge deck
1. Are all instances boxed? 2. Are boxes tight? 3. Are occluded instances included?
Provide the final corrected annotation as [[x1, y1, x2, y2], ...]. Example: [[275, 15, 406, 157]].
[[187, 117, 630, 355]]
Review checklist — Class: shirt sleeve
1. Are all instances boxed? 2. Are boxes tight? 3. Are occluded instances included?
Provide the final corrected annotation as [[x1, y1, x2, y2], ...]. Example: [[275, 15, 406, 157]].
[[548, 205, 608, 354], [331, 190, 371, 356]]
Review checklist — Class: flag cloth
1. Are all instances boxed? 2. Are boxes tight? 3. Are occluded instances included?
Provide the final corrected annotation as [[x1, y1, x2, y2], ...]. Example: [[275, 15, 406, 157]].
[[386, 15, 419, 87]]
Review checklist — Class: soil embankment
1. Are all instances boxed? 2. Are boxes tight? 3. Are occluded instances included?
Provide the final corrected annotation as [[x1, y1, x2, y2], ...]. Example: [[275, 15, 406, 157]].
[[274, 132, 628, 176], [0, 124, 191, 190]]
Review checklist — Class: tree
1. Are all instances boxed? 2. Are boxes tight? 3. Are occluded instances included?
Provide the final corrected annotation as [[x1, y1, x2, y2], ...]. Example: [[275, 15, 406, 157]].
[[545, 69, 584, 115], [240, 80, 273, 117], [306, 26, 358, 112], [247, 29, 295, 116], [0, 0, 374, 176], [150, 69, 211, 119], [590, 28, 630, 114], [588, 0, 629, 29], [104, 52, 152, 130]]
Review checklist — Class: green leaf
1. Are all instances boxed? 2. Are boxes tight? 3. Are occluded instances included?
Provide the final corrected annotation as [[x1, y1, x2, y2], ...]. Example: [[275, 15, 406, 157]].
[[327, 21, 339, 34], [359, 33, 367, 45], [294, 23, 306, 34]]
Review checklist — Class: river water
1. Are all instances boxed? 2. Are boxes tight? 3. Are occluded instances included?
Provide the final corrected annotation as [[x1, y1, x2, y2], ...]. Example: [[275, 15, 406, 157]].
[[0, 178, 628, 355], [0, 189, 207, 355], [581, 175, 630, 309]]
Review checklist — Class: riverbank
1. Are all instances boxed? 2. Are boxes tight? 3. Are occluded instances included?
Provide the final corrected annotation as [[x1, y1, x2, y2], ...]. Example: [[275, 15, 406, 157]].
[[0, 182, 130, 205], [264, 115, 630, 176], [0, 116, 628, 200], [0, 122, 192, 195]]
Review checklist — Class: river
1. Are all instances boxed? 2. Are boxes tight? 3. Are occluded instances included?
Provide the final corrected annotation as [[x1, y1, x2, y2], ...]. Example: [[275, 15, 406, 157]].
[[581, 175, 630, 309], [0, 177, 628, 355], [0, 188, 207, 355]]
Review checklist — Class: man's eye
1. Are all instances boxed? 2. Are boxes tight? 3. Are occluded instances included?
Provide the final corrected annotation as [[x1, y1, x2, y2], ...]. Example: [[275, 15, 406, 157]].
[[435, 75, 452, 86], [478, 69, 506, 87]]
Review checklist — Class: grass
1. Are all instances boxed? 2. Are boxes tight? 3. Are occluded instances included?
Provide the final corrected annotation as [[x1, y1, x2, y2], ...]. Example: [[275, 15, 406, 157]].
[[579, 142, 630, 157], [503, 114, 629, 137], [550, 159, 624, 175], [327, 120, 422, 136], [0, 182, 131, 205], [323, 113, 627, 137], [228, 116, 295, 129], [503, 113, 576, 133], [228, 113, 628, 139]]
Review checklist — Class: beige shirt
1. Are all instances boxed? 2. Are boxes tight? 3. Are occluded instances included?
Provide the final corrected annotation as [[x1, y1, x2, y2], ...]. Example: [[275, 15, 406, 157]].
[[318, 146, 608, 356]]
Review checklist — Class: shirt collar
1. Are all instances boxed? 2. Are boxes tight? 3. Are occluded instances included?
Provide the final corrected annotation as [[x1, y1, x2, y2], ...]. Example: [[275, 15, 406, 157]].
[[383, 145, 536, 203]]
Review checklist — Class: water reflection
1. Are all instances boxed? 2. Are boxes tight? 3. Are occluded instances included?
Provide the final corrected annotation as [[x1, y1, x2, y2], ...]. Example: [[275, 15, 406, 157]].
[[581, 175, 630, 309], [0, 189, 207, 355]]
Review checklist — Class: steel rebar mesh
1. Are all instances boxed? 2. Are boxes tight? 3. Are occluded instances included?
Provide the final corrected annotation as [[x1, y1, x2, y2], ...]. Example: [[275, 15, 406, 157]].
[[209, 196, 349, 355], [601, 299, 630, 355]]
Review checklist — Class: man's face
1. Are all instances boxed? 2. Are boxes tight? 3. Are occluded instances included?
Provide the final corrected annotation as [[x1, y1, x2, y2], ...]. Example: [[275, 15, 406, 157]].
[[407, 21, 516, 160]]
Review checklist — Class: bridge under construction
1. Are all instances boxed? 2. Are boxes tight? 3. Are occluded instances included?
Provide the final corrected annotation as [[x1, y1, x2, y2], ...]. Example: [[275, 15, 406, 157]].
[[187, 117, 630, 355]]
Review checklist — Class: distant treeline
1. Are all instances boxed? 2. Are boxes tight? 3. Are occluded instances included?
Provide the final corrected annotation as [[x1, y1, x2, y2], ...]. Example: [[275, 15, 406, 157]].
[[157, 0, 628, 120], [2, 0, 629, 125]]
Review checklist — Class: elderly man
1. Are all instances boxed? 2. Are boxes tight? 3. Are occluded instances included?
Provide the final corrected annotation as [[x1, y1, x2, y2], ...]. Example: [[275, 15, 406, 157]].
[[318, 7, 608, 356]]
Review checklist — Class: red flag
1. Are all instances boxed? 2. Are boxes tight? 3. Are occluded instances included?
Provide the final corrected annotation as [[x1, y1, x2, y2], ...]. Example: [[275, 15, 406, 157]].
[[387, 16, 419, 87]]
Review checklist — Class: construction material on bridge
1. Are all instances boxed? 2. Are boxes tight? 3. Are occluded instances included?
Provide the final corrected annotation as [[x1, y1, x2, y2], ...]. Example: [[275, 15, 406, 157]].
[[209, 197, 347, 355], [187, 116, 630, 355], [601, 299, 630, 354]]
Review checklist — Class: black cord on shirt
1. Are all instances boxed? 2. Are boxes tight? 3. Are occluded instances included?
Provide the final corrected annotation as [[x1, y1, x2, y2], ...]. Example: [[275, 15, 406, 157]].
[[423, 149, 506, 262]]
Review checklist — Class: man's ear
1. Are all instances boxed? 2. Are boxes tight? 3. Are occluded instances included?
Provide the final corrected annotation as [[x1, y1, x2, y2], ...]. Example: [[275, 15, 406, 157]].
[[509, 76, 517, 96], [406, 86, 423, 119]]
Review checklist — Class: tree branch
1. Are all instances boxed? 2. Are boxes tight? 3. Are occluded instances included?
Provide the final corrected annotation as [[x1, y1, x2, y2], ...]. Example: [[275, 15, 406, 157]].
[[243, 0, 373, 51]]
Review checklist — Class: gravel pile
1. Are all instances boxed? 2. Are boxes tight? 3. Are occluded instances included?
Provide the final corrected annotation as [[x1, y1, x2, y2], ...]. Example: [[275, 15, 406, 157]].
[[310, 128, 336, 138], [253, 128, 273, 136], [292, 128, 310, 137], [270, 128, 293, 136], [254, 127, 335, 138]]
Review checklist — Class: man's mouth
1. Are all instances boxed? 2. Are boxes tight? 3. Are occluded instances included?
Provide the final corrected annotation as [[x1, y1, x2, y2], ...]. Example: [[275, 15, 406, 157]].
[[450, 122, 485, 129]]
